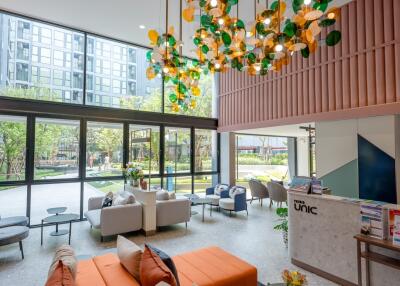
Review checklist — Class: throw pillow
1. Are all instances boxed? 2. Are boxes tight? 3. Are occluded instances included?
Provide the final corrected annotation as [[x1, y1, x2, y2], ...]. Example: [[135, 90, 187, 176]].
[[48, 245, 77, 279], [140, 245, 177, 286], [117, 235, 142, 281], [229, 186, 236, 198], [229, 187, 245, 199], [146, 244, 180, 286], [45, 261, 75, 286], [214, 184, 222, 196], [113, 192, 136, 206], [102, 192, 114, 208], [168, 192, 176, 200], [214, 184, 228, 196], [156, 190, 170, 201]]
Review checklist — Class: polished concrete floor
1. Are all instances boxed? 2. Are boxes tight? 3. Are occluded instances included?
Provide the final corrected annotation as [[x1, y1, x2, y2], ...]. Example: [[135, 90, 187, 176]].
[[0, 201, 337, 286]]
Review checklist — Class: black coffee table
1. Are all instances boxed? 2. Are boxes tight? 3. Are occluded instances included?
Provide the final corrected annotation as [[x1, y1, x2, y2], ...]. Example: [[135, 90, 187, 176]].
[[41, 213, 79, 245]]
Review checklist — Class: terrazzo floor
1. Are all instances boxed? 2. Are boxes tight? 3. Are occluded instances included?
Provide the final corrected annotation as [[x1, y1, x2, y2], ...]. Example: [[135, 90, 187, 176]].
[[0, 201, 337, 286]]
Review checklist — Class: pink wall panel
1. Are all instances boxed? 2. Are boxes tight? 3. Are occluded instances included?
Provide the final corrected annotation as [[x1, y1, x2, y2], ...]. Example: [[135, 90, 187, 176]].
[[218, 0, 400, 131]]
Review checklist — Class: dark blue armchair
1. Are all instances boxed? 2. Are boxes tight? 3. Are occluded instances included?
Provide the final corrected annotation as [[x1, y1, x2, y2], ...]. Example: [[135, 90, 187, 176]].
[[205, 184, 229, 206], [219, 186, 248, 216]]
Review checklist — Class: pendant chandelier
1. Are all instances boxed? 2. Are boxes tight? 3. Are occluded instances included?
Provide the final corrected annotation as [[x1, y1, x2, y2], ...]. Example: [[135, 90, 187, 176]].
[[147, 0, 341, 112], [146, 0, 204, 112], [183, 0, 341, 75]]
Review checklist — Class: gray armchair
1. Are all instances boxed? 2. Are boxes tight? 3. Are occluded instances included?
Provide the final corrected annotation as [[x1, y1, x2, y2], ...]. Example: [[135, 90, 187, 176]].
[[84, 196, 143, 241], [156, 198, 191, 228], [267, 181, 288, 207], [248, 179, 269, 206]]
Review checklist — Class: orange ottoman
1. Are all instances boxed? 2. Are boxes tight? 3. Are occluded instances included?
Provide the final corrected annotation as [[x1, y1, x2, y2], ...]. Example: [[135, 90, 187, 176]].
[[173, 246, 257, 286]]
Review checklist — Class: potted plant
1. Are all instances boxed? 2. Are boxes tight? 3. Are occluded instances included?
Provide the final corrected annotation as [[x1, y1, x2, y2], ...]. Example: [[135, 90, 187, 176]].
[[123, 163, 144, 188], [281, 270, 307, 286], [274, 207, 288, 247]]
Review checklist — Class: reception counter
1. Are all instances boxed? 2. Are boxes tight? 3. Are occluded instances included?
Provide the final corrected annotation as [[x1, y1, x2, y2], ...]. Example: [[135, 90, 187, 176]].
[[288, 191, 400, 285]]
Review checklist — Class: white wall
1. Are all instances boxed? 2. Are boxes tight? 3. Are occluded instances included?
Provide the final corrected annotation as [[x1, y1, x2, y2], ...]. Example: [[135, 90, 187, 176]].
[[316, 119, 358, 178], [316, 116, 396, 178], [296, 136, 310, 177], [220, 132, 235, 185], [315, 115, 399, 201]]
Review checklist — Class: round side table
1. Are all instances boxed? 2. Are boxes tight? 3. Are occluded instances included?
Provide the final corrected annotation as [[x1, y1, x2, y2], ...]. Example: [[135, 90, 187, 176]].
[[47, 207, 68, 236]]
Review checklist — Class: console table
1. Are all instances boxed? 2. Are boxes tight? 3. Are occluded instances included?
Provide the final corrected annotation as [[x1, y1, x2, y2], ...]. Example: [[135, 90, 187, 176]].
[[354, 234, 400, 286]]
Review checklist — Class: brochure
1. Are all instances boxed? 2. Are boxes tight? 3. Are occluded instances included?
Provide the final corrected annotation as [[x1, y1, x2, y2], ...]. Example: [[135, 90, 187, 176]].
[[393, 215, 400, 246]]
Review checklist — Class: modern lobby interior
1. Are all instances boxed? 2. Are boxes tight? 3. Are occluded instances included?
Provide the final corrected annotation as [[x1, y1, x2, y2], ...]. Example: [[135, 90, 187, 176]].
[[1, 0, 400, 285]]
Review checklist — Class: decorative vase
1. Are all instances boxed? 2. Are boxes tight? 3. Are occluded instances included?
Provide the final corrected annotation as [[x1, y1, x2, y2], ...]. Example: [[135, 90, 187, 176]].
[[282, 230, 288, 248], [130, 179, 140, 187]]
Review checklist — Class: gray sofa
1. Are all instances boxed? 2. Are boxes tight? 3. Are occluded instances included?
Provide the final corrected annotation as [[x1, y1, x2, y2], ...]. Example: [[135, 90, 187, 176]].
[[84, 196, 143, 241], [156, 198, 191, 228]]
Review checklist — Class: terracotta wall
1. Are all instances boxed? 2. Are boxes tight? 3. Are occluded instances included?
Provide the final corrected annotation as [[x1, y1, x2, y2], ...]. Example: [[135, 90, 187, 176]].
[[218, 0, 400, 132]]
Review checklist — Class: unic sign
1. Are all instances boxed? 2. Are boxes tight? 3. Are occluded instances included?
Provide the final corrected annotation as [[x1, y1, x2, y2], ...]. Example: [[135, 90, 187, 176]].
[[294, 200, 318, 215]]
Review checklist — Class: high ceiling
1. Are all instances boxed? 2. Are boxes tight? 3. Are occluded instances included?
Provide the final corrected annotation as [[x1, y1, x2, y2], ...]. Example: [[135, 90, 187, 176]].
[[0, 0, 352, 57]]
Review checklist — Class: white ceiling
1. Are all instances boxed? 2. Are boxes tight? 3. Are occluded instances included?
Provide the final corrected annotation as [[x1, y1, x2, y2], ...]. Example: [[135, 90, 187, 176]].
[[237, 122, 315, 137], [0, 0, 352, 57]]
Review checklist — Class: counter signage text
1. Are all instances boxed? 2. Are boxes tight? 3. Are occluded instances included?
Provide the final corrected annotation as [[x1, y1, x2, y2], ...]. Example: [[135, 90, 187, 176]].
[[294, 199, 318, 215]]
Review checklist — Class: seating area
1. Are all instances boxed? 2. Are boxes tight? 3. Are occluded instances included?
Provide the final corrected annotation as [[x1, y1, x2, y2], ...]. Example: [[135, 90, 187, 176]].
[[3, 0, 400, 285]]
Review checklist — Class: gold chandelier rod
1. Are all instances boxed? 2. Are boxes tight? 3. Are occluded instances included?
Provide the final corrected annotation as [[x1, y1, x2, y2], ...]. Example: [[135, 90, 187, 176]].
[[165, 0, 169, 61], [278, 0, 281, 34], [179, 0, 183, 56]]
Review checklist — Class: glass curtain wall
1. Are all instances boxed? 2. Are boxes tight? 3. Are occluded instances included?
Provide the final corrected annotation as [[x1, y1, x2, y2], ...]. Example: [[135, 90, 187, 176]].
[[0, 12, 215, 118], [0, 12, 219, 226], [0, 115, 27, 217], [34, 118, 80, 179], [0, 114, 219, 225], [235, 134, 290, 189], [86, 121, 123, 177]]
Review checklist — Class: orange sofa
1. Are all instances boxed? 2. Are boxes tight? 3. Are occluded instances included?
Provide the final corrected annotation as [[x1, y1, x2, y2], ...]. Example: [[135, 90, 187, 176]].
[[75, 246, 257, 286]]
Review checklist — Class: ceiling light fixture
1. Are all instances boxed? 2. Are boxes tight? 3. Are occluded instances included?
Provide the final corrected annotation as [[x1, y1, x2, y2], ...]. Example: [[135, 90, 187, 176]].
[[139, 25, 146, 29], [210, 0, 218, 8], [274, 43, 283, 52]]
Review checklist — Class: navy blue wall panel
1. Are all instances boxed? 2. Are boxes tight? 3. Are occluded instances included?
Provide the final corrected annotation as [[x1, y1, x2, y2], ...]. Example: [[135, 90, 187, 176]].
[[358, 135, 397, 204]]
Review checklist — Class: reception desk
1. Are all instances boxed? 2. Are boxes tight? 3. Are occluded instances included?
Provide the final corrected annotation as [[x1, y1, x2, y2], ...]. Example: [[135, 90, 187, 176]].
[[288, 191, 400, 285]]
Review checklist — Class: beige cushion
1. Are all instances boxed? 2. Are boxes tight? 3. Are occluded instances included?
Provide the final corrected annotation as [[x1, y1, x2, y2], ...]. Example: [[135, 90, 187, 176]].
[[205, 194, 220, 205], [156, 190, 170, 201], [48, 244, 77, 279], [117, 235, 143, 281], [113, 192, 136, 206], [219, 198, 235, 210]]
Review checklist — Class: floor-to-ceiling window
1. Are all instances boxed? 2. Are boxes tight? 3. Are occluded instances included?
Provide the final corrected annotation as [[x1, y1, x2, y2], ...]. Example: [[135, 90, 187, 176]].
[[34, 118, 80, 179], [0, 11, 219, 227], [235, 134, 291, 189], [0, 115, 27, 217], [194, 129, 218, 193], [86, 121, 123, 177]]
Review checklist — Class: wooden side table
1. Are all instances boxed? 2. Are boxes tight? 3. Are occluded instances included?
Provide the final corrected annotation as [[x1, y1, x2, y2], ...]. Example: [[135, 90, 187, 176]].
[[354, 234, 400, 286]]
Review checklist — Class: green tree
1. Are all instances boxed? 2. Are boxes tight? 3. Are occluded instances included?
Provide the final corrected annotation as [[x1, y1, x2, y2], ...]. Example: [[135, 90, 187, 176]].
[[94, 128, 123, 160], [0, 121, 26, 180], [1, 86, 62, 102]]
